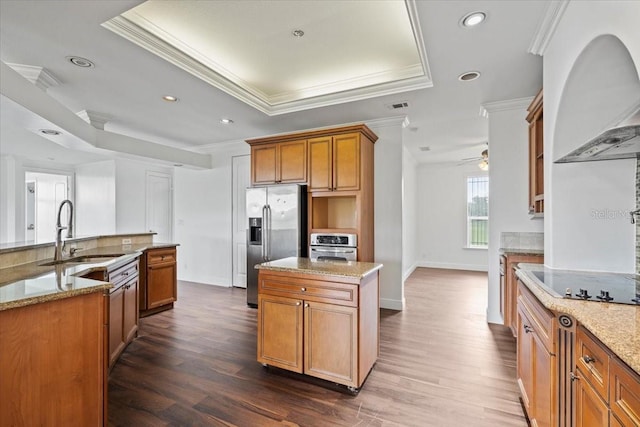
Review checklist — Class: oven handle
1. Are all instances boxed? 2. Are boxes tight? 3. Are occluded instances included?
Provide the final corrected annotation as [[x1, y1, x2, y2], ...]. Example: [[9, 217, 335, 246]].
[[310, 247, 356, 254]]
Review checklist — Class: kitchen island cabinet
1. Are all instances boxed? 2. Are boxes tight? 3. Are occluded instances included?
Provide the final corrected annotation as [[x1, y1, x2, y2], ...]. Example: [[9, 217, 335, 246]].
[[0, 277, 110, 426], [500, 251, 543, 336], [256, 257, 382, 391]]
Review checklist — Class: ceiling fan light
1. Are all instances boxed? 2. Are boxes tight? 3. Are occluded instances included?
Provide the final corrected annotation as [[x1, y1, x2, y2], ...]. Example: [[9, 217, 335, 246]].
[[478, 160, 489, 171]]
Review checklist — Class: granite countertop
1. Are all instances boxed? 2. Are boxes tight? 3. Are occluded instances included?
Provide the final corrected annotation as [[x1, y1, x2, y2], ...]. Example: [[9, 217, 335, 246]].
[[0, 232, 156, 254], [0, 243, 178, 311], [500, 247, 544, 256], [256, 257, 383, 279], [516, 263, 639, 375]]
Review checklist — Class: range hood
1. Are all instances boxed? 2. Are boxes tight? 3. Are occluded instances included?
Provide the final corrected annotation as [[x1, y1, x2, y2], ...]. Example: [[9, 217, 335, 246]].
[[555, 100, 640, 163]]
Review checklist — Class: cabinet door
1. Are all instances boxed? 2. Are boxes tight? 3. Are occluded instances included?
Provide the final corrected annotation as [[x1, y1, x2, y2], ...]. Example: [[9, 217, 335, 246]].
[[610, 358, 640, 426], [123, 277, 138, 343], [147, 261, 177, 309], [304, 300, 358, 387], [279, 140, 307, 183], [257, 294, 303, 373], [252, 144, 278, 185], [533, 331, 555, 427], [517, 306, 535, 419], [575, 368, 609, 427], [308, 136, 332, 191], [108, 286, 125, 368], [500, 256, 506, 325], [332, 133, 360, 191]]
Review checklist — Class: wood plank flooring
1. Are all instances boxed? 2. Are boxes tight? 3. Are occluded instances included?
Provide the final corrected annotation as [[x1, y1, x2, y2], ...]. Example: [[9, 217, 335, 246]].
[[108, 268, 527, 426]]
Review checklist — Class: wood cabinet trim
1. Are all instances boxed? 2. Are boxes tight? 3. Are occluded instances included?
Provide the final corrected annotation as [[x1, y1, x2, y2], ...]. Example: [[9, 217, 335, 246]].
[[246, 124, 378, 146]]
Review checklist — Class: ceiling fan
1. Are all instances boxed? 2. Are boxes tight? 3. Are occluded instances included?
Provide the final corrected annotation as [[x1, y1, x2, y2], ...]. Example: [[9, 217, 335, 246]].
[[458, 144, 489, 170]]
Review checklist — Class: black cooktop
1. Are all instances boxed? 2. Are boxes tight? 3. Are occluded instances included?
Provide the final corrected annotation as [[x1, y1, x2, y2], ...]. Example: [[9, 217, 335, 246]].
[[531, 269, 640, 305]]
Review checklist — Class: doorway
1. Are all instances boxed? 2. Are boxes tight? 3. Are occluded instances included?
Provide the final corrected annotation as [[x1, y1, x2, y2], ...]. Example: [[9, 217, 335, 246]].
[[146, 171, 173, 243], [25, 171, 73, 243]]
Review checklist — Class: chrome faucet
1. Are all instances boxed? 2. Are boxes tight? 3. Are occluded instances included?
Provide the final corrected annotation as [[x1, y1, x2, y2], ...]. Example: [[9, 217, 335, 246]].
[[54, 199, 74, 261]]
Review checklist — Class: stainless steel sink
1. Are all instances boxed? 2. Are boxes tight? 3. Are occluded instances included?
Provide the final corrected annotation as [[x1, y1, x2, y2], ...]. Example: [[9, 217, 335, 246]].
[[38, 254, 119, 267]]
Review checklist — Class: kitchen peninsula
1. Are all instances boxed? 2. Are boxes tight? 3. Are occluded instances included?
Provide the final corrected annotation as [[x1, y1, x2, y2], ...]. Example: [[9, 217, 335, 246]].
[[256, 257, 382, 392], [515, 264, 640, 426], [0, 233, 179, 426]]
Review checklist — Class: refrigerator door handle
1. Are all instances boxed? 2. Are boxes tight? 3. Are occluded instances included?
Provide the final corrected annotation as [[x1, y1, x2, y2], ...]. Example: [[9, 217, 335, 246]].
[[266, 204, 272, 260], [261, 205, 268, 261]]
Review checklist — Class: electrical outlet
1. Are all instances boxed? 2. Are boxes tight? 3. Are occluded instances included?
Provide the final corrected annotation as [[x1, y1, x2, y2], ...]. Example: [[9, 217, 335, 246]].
[[122, 238, 132, 245]]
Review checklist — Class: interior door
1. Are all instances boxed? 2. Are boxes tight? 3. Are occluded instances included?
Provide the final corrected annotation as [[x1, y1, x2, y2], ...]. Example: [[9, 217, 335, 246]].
[[232, 155, 250, 288], [145, 172, 172, 243]]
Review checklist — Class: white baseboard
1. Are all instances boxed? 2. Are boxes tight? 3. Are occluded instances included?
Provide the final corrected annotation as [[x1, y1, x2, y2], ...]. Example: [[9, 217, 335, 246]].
[[416, 260, 488, 272], [380, 297, 405, 311], [402, 262, 419, 282], [178, 276, 232, 287]]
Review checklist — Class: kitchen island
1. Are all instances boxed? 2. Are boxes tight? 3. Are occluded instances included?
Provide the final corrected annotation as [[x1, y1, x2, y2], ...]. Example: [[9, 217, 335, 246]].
[[256, 257, 382, 392], [0, 233, 179, 426]]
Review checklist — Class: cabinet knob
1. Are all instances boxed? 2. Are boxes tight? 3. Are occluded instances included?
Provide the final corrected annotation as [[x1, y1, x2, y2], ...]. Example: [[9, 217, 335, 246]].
[[304, 303, 309, 308], [296, 302, 301, 306], [301, 287, 306, 292], [523, 325, 534, 334], [570, 372, 581, 382], [583, 355, 595, 364]]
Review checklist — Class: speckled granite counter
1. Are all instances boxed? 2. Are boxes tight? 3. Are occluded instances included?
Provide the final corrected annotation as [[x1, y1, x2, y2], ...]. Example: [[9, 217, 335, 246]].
[[500, 247, 544, 256], [0, 243, 178, 311], [516, 263, 639, 375], [256, 257, 382, 279]]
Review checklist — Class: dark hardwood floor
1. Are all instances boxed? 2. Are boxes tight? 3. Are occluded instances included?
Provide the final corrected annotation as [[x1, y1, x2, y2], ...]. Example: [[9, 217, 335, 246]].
[[108, 268, 527, 426]]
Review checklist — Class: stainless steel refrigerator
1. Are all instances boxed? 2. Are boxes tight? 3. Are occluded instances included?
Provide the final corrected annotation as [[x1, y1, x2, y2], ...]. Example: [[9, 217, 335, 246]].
[[246, 184, 307, 307]]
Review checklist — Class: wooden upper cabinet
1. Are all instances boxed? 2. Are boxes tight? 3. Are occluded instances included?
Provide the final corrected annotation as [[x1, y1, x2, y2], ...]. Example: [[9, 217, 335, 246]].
[[526, 89, 544, 216], [251, 140, 307, 185], [309, 132, 360, 192]]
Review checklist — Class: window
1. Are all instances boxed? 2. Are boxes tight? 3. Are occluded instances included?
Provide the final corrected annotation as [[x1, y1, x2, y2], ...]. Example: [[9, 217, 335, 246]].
[[467, 176, 489, 248]]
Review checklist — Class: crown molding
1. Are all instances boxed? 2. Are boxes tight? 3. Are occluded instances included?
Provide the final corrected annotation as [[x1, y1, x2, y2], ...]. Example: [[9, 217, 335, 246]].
[[76, 110, 111, 130], [6, 63, 60, 91], [102, 0, 432, 116], [479, 97, 534, 118], [528, 0, 570, 56]]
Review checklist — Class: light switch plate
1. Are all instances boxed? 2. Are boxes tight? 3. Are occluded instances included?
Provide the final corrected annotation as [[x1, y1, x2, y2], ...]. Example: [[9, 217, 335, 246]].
[[122, 238, 132, 245]]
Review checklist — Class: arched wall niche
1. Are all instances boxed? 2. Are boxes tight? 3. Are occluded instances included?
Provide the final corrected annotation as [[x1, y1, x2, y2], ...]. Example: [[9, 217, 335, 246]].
[[553, 34, 640, 161]]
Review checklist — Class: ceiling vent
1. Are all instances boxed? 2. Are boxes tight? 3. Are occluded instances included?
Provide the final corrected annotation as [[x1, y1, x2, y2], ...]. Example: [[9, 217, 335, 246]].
[[419, 146, 431, 151], [386, 101, 409, 110]]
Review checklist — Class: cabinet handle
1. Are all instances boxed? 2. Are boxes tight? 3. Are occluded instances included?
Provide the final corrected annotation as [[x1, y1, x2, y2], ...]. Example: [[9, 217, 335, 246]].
[[301, 287, 306, 292], [304, 303, 309, 308], [570, 372, 580, 382], [583, 355, 596, 364], [296, 302, 301, 306], [523, 325, 534, 334]]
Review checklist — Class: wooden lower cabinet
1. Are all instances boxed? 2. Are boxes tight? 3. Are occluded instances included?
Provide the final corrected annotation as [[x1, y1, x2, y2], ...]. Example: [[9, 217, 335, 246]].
[[575, 367, 610, 427], [517, 280, 556, 427], [0, 292, 106, 426], [257, 268, 379, 390], [140, 246, 177, 316], [502, 252, 543, 336]]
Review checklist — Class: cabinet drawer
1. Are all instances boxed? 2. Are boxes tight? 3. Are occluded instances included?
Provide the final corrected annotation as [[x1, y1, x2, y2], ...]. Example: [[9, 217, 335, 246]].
[[147, 248, 176, 265], [259, 275, 358, 307], [517, 280, 556, 353], [108, 260, 139, 289], [610, 357, 640, 426], [576, 326, 610, 403]]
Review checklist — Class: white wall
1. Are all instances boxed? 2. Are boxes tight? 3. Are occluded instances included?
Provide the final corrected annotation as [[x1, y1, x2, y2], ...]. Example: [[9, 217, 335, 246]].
[[402, 145, 418, 281], [173, 142, 249, 286], [75, 160, 116, 236], [115, 158, 173, 236], [416, 162, 489, 272], [543, 1, 640, 273], [369, 118, 405, 310], [486, 102, 544, 324], [0, 156, 19, 243]]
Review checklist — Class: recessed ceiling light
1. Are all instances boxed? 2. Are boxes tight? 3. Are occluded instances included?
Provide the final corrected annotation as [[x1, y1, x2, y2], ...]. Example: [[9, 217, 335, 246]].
[[40, 129, 62, 136], [173, 164, 183, 167], [66, 56, 94, 68], [458, 71, 481, 82], [162, 95, 178, 102], [292, 29, 305, 37], [461, 12, 486, 28], [220, 118, 234, 124]]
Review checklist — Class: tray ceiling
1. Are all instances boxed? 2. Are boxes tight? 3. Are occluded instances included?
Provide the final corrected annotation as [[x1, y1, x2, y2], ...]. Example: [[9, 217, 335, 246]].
[[103, 0, 431, 115]]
